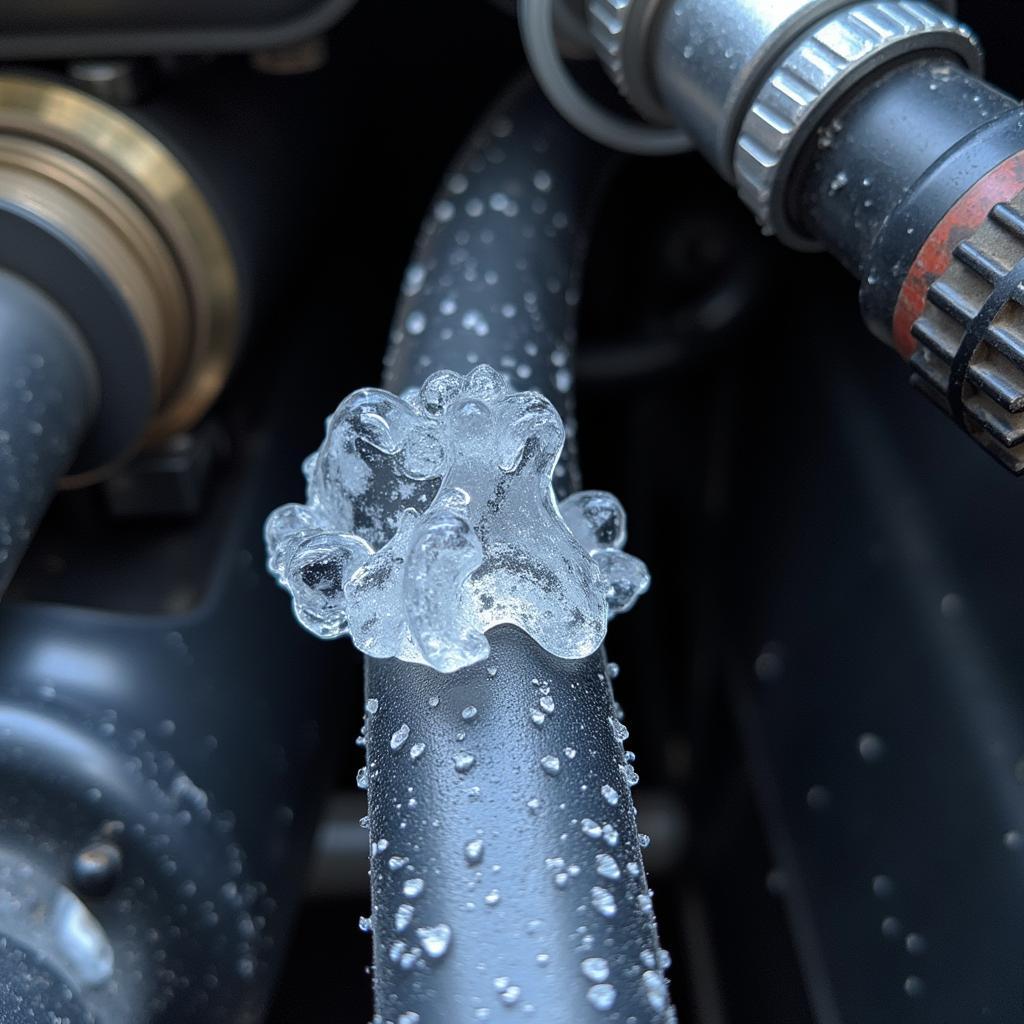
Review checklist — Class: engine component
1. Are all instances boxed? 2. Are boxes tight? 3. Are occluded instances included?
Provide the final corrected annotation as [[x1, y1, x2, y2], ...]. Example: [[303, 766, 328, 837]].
[[0, 73, 239, 482], [0, 271, 96, 594], [0, 288, 346, 1024], [0, 0, 358, 60], [0, 54, 351, 1024], [0, 72, 238, 598], [571, 0, 1024, 471]]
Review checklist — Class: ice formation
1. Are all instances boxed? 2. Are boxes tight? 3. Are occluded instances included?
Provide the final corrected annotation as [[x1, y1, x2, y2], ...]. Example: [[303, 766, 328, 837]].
[[264, 364, 649, 672]]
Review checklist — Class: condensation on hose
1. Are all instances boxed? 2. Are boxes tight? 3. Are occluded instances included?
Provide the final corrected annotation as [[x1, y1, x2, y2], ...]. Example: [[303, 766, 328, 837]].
[[0, 271, 97, 598], [365, 82, 676, 1024], [386, 75, 609, 497]]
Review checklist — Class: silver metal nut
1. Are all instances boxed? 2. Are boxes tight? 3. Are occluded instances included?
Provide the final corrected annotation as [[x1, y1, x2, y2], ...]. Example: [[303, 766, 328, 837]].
[[586, 0, 674, 125], [733, 0, 982, 248]]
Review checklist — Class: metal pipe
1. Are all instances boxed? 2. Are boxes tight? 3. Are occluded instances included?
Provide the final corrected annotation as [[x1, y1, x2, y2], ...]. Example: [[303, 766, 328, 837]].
[[0, 271, 96, 597], [365, 82, 675, 1023]]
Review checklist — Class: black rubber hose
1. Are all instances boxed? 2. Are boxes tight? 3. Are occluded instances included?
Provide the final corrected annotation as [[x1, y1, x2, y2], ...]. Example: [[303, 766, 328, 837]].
[[365, 83, 674, 1024], [0, 270, 96, 598], [382, 77, 604, 498], [794, 57, 1017, 279]]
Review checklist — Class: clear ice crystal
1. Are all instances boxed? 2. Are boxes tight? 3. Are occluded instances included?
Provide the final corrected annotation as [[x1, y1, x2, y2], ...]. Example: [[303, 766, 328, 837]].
[[264, 365, 649, 672]]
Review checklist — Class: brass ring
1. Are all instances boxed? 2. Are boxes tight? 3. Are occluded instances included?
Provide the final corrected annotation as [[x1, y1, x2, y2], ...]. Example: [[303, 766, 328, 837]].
[[0, 74, 240, 466]]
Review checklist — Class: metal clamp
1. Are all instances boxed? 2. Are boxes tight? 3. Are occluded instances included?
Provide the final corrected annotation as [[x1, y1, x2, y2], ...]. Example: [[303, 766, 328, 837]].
[[733, 0, 982, 247]]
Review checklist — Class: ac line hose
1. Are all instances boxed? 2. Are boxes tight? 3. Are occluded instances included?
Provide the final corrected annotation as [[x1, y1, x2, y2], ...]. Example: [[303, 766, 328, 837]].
[[0, 271, 97, 597], [366, 81, 675, 1024]]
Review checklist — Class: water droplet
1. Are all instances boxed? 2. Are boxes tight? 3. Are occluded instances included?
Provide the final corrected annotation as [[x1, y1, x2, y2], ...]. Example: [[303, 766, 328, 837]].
[[388, 855, 409, 872], [581, 819, 601, 839], [905, 932, 927, 955], [417, 923, 452, 958], [484, 889, 501, 906], [858, 733, 885, 762], [464, 838, 485, 865], [366, 698, 379, 714], [872, 874, 894, 898], [601, 785, 619, 806], [619, 764, 639, 787], [540, 755, 561, 776], [403, 878, 425, 898], [904, 975, 925, 997], [358, 915, 372, 933], [754, 645, 784, 681], [1004, 829, 1022, 850], [499, 984, 521, 1006], [586, 983, 616, 1011], [590, 886, 616, 918], [828, 170, 849, 195], [608, 717, 629, 742], [806, 785, 831, 810], [455, 753, 476, 773], [391, 724, 410, 751], [395, 904, 414, 932], [642, 970, 668, 1012], [539, 695, 555, 714], [530, 709, 546, 727], [595, 854, 620, 881], [462, 705, 478, 721], [581, 957, 609, 982], [356, 766, 369, 789], [410, 742, 426, 760]]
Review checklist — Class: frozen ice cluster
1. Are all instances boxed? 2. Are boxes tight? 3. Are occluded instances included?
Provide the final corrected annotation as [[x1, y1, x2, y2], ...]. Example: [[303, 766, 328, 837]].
[[264, 365, 649, 672]]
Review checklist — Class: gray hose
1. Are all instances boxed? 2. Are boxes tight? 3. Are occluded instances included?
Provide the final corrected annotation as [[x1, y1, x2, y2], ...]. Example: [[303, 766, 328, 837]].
[[383, 77, 600, 497], [366, 83, 675, 1023], [0, 270, 96, 597]]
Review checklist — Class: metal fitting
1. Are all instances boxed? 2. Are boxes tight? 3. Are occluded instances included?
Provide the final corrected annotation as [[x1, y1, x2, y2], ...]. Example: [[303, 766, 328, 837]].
[[0, 75, 239, 483], [588, 0, 960, 177], [652, 0, 861, 177], [906, 162, 1024, 472], [734, 1, 981, 246], [587, 0, 676, 124]]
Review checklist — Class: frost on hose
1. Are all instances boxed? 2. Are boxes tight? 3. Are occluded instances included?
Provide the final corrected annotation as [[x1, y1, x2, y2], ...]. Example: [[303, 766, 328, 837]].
[[264, 364, 649, 672]]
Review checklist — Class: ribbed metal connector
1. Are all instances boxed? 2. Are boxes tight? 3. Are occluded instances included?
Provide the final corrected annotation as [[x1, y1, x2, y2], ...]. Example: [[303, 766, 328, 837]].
[[587, 0, 631, 94], [733, 1, 981, 247], [910, 189, 1024, 472], [586, 0, 671, 124]]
